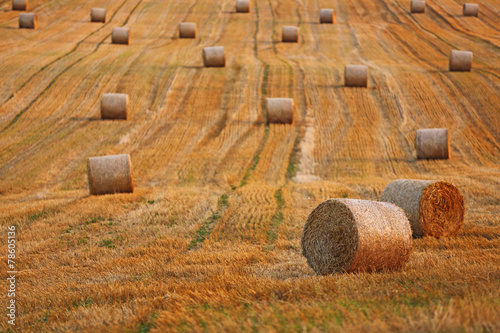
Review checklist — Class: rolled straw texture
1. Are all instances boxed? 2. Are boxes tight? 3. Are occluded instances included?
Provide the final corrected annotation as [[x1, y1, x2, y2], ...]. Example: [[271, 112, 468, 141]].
[[266, 98, 294, 124], [19, 13, 36, 29], [345, 65, 369, 87], [179, 22, 196, 38], [320, 9, 335, 23], [411, 0, 425, 13], [87, 154, 134, 195], [101, 93, 129, 120], [380, 179, 465, 238], [415, 128, 449, 159], [112, 27, 130, 45], [12, 0, 27, 11], [449, 50, 473, 72], [236, 0, 250, 13], [463, 3, 479, 17], [203, 46, 225, 67], [301, 199, 412, 275], [91, 8, 106, 23], [282, 26, 299, 43]]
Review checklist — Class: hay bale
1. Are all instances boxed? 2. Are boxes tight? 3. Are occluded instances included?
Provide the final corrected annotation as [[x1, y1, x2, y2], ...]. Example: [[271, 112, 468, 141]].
[[380, 179, 465, 238], [301, 199, 412, 275], [411, 0, 425, 13], [101, 93, 129, 120], [282, 26, 299, 43], [87, 154, 134, 195], [344, 65, 369, 87], [12, 0, 27, 11], [203, 46, 225, 67], [19, 13, 36, 29], [415, 128, 449, 159], [320, 9, 335, 23], [236, 0, 250, 13], [449, 50, 473, 72], [91, 8, 106, 23], [179, 22, 196, 38], [463, 3, 479, 17], [112, 27, 130, 45], [266, 98, 293, 124]]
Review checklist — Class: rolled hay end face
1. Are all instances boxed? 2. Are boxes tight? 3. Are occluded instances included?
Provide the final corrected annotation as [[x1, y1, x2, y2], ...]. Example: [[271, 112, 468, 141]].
[[415, 128, 449, 159], [87, 154, 134, 195], [236, 0, 250, 13], [12, 0, 28, 11], [91, 8, 106, 23], [380, 179, 465, 238], [266, 98, 294, 124], [179, 22, 196, 38], [112, 27, 130, 45], [449, 50, 473, 72], [19, 13, 37, 29], [463, 3, 479, 17], [282, 26, 299, 43], [345, 65, 369, 87], [301, 199, 412, 275], [101, 93, 129, 120], [203, 46, 225, 67], [411, 0, 426, 13], [320, 9, 335, 23]]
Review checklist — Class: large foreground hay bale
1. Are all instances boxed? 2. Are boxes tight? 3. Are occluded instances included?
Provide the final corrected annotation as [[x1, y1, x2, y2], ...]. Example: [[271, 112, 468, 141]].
[[112, 27, 130, 45], [87, 154, 134, 195], [282, 26, 299, 43], [12, 0, 27, 11], [344, 65, 369, 87], [411, 0, 425, 13], [463, 3, 479, 17], [19, 13, 36, 29], [91, 8, 106, 23], [101, 93, 129, 120], [380, 179, 465, 238], [203, 46, 225, 67], [236, 0, 250, 13], [301, 199, 412, 275], [415, 128, 449, 159], [320, 9, 335, 23], [179, 22, 196, 38], [266, 98, 293, 124], [449, 50, 473, 72]]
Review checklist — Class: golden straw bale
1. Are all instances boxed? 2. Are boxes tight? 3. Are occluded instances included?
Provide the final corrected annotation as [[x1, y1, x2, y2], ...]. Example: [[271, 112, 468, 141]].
[[236, 0, 250, 13], [463, 3, 479, 17], [87, 154, 134, 195], [320, 9, 335, 23], [282, 26, 299, 43], [380, 179, 465, 238], [179, 22, 196, 38], [301, 199, 412, 275], [415, 128, 449, 159], [203, 46, 225, 67], [91, 8, 106, 23], [19, 13, 36, 29], [449, 50, 473, 72], [266, 98, 294, 124], [411, 0, 425, 13], [112, 27, 130, 45], [12, 0, 27, 11], [101, 93, 129, 120], [344, 65, 369, 87]]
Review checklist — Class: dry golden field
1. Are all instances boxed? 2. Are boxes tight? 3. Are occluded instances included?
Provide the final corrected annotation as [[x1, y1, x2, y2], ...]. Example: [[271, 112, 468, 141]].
[[0, 0, 499, 331]]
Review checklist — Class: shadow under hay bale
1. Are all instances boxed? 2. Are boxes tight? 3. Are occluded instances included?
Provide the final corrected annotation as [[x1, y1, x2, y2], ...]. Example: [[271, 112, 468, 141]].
[[236, 0, 250, 13], [266, 98, 293, 124], [101, 93, 129, 120], [449, 50, 473, 72], [320, 9, 335, 23], [415, 128, 449, 159], [112, 27, 130, 45], [87, 154, 134, 195], [463, 3, 479, 17], [12, 0, 27, 11], [179, 22, 196, 38], [203, 46, 225, 67], [345, 65, 369, 87], [19, 13, 36, 29], [380, 179, 465, 238], [91, 8, 106, 23], [301, 199, 412, 275], [282, 26, 299, 43], [411, 0, 425, 13]]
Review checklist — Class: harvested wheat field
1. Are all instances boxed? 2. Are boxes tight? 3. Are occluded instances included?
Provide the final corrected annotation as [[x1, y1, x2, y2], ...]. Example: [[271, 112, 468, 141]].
[[0, 0, 499, 331]]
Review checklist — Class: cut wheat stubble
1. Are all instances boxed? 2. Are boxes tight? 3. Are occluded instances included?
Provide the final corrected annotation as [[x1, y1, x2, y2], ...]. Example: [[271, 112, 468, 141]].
[[87, 154, 134, 195]]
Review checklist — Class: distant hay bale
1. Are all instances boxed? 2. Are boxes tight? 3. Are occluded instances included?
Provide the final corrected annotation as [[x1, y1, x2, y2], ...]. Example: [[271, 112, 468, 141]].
[[236, 0, 250, 13], [87, 154, 134, 195], [91, 8, 106, 23], [266, 98, 294, 124], [320, 9, 335, 23], [203, 46, 225, 67], [463, 3, 479, 17], [415, 128, 449, 159], [380, 179, 465, 238], [301, 199, 412, 275], [19, 13, 36, 29], [449, 50, 473, 72], [282, 26, 299, 43], [179, 22, 196, 38], [12, 0, 27, 11], [411, 0, 425, 13], [344, 65, 369, 87], [112, 27, 130, 45], [101, 93, 129, 120]]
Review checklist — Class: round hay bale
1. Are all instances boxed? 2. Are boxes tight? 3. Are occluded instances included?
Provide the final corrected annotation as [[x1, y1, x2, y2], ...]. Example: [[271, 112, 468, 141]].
[[320, 9, 335, 24], [91, 8, 106, 23], [411, 0, 425, 13], [449, 50, 473, 72], [101, 93, 129, 120], [87, 154, 134, 195], [19, 13, 36, 29], [112, 27, 130, 45], [236, 0, 250, 13], [179, 22, 196, 38], [266, 98, 294, 124], [344, 65, 369, 87], [301, 199, 412, 275], [203, 46, 225, 67], [415, 128, 449, 159], [12, 0, 27, 11], [282, 26, 299, 43], [463, 3, 479, 17], [380, 179, 465, 238]]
